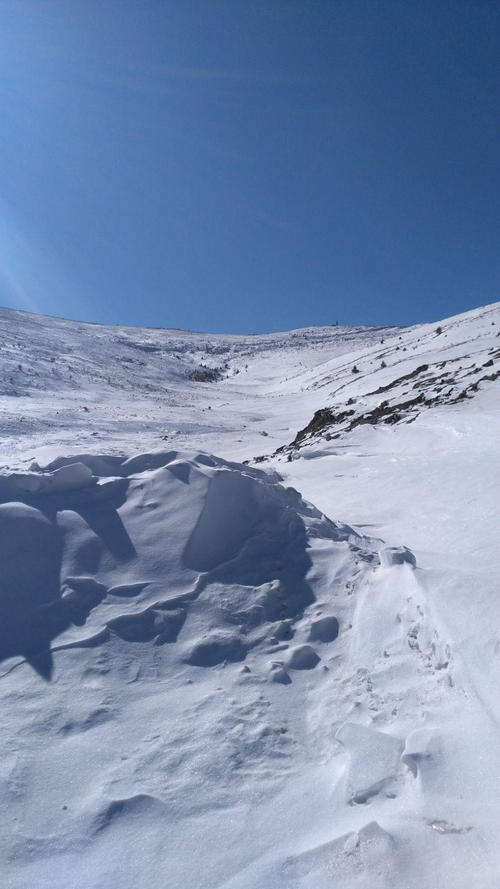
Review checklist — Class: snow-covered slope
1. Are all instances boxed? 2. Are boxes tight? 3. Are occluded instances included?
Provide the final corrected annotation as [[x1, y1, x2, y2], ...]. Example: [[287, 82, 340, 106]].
[[0, 302, 499, 888], [0, 306, 395, 465], [278, 300, 499, 453]]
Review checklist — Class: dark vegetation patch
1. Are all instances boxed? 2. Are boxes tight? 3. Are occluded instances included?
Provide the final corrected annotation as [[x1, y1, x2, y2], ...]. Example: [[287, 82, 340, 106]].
[[349, 394, 426, 429], [119, 340, 161, 353], [187, 364, 224, 383], [292, 408, 355, 446], [366, 364, 429, 396]]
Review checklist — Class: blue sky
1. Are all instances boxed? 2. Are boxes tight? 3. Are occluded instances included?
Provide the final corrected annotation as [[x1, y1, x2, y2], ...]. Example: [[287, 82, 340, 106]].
[[0, 1, 499, 333]]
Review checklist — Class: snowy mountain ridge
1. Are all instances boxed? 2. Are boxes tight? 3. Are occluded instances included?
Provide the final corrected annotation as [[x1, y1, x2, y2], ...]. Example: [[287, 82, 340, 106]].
[[0, 300, 499, 889]]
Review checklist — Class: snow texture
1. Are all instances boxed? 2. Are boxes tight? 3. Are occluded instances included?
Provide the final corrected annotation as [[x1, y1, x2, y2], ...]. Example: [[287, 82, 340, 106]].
[[0, 301, 499, 888]]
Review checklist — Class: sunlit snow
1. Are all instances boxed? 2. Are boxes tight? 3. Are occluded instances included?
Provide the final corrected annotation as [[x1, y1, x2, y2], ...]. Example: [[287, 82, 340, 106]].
[[0, 302, 499, 888]]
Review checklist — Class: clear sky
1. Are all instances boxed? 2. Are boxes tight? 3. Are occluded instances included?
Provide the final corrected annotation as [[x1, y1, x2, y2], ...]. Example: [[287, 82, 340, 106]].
[[0, 1, 499, 333]]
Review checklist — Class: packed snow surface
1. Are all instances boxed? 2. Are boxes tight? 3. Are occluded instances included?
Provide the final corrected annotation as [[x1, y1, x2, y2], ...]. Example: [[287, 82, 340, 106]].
[[0, 302, 499, 888]]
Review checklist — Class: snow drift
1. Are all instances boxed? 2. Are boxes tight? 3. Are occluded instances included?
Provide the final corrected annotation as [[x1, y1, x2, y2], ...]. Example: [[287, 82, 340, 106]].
[[0, 450, 372, 681]]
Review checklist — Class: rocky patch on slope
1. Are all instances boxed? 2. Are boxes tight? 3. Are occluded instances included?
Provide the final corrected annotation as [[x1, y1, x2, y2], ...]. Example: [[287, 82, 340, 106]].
[[269, 312, 500, 457]]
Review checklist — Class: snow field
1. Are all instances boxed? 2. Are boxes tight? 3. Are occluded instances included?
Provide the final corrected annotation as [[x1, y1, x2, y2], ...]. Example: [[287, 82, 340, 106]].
[[0, 301, 499, 887]]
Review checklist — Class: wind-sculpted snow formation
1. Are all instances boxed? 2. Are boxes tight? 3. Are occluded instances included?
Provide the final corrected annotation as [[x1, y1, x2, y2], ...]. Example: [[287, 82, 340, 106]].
[[0, 301, 499, 888], [0, 451, 373, 680]]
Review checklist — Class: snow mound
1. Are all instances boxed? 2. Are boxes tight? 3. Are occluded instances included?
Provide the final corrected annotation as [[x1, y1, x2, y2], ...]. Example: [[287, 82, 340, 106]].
[[0, 450, 371, 681]]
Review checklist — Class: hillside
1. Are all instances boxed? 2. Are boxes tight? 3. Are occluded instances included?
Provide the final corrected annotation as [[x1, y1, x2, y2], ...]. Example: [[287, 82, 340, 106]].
[[0, 301, 499, 889], [0, 306, 395, 465]]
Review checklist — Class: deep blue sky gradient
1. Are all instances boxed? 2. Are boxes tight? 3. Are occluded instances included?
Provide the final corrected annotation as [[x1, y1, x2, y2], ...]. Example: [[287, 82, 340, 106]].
[[0, 1, 499, 332]]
